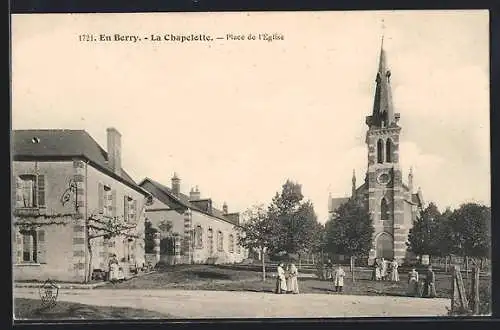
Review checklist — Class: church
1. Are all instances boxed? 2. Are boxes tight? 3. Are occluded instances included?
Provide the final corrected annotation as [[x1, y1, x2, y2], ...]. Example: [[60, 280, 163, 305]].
[[328, 38, 424, 265]]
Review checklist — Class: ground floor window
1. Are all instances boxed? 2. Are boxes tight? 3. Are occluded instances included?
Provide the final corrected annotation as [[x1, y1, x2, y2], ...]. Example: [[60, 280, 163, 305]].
[[21, 229, 38, 263]]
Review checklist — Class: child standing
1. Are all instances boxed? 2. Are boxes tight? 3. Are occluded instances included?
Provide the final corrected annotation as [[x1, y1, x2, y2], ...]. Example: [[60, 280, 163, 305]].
[[333, 265, 346, 293]]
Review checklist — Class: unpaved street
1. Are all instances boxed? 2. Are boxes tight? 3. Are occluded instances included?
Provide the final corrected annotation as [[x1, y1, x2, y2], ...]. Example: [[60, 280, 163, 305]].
[[14, 288, 450, 318]]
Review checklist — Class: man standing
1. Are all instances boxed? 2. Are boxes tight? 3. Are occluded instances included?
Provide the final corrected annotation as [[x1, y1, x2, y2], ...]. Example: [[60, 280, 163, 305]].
[[422, 265, 437, 298]]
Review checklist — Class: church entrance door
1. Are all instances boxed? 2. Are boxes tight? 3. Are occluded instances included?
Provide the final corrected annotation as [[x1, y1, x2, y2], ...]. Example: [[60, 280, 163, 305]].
[[376, 232, 394, 259]]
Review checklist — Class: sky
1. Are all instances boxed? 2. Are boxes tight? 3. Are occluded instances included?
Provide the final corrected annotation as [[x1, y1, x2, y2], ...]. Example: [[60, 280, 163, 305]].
[[11, 11, 490, 223]]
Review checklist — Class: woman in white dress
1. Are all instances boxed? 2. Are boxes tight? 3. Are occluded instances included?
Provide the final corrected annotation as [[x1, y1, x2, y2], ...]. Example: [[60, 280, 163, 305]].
[[275, 263, 287, 294], [108, 254, 119, 282], [287, 263, 299, 294], [390, 260, 400, 282]]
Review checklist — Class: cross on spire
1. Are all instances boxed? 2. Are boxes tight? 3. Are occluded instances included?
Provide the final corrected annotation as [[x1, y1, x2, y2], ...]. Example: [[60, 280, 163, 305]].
[[381, 19, 386, 45]]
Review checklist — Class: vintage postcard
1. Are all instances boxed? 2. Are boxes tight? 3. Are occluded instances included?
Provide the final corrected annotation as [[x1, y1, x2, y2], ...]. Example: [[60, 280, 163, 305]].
[[11, 10, 491, 320]]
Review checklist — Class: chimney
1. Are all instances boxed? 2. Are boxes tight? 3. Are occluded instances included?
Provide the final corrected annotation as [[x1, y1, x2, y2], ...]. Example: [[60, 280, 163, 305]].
[[222, 202, 228, 215], [171, 172, 180, 195], [189, 186, 201, 200], [107, 127, 122, 176]]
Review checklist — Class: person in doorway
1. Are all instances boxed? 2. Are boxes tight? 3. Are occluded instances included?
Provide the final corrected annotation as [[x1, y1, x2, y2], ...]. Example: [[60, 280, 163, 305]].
[[390, 259, 400, 282], [422, 265, 437, 298], [275, 263, 287, 294], [407, 268, 420, 297], [287, 263, 300, 294], [333, 265, 346, 293]]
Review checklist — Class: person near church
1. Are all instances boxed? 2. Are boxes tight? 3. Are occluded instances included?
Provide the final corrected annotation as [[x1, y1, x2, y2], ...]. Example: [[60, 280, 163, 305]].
[[407, 268, 420, 297], [275, 263, 287, 294], [422, 265, 437, 298], [108, 254, 119, 283], [333, 265, 346, 293], [380, 258, 388, 281], [390, 259, 400, 282], [286, 263, 300, 294]]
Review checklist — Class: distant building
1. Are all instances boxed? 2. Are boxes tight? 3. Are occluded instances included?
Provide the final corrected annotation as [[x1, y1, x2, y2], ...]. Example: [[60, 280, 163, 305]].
[[140, 175, 248, 265], [12, 128, 151, 282], [328, 39, 424, 265]]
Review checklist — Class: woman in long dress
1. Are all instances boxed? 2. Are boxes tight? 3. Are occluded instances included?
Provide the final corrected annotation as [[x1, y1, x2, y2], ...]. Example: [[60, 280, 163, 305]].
[[287, 263, 299, 294], [380, 258, 388, 281], [108, 254, 119, 282], [407, 268, 419, 297], [390, 260, 400, 282], [275, 263, 287, 294]]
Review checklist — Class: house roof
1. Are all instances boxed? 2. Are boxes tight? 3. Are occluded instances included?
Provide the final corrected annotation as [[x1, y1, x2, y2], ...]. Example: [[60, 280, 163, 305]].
[[139, 177, 240, 226], [328, 197, 350, 214], [12, 129, 148, 196]]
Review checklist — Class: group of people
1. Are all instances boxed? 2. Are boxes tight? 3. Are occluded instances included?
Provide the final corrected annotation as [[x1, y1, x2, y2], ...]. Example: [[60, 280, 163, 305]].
[[275, 262, 300, 294], [277, 262, 347, 294], [372, 257, 400, 282], [407, 265, 437, 298]]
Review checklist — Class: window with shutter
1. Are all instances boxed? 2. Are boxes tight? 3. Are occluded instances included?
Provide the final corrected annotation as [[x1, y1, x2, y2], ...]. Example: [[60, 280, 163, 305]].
[[37, 230, 46, 263], [15, 176, 23, 208], [130, 200, 137, 222], [15, 230, 23, 263], [37, 175, 46, 207], [124, 196, 129, 222], [98, 183, 104, 214], [111, 190, 117, 218], [21, 229, 37, 263]]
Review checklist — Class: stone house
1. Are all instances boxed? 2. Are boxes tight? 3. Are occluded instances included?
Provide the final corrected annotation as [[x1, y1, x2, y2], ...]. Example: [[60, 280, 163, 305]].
[[12, 128, 151, 282], [139, 175, 248, 265]]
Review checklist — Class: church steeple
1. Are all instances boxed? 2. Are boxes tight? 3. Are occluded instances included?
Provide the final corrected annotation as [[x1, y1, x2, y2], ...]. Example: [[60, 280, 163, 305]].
[[366, 36, 400, 129]]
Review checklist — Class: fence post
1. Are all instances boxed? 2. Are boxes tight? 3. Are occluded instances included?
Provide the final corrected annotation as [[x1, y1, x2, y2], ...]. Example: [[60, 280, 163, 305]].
[[470, 266, 480, 315], [451, 265, 469, 314]]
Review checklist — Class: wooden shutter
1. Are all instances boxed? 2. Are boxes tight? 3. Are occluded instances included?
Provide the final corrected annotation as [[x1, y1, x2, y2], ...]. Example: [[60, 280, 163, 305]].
[[15, 176, 23, 208], [111, 190, 117, 217], [131, 200, 137, 222], [98, 183, 104, 214], [15, 230, 23, 263], [37, 229, 46, 263], [124, 196, 129, 222], [37, 175, 46, 207]]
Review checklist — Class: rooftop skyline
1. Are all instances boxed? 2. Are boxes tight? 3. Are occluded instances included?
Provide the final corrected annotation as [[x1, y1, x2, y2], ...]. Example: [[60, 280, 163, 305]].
[[12, 11, 490, 222]]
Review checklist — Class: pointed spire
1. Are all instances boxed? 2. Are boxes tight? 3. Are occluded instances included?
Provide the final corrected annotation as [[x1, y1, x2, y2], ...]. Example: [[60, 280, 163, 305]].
[[370, 23, 396, 129]]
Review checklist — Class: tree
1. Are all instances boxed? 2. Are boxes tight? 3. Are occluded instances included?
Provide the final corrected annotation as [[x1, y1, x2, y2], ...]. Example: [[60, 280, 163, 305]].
[[450, 203, 491, 261], [144, 220, 159, 253], [237, 204, 276, 281], [406, 202, 442, 258], [325, 198, 374, 280], [86, 209, 145, 282], [267, 180, 320, 260]]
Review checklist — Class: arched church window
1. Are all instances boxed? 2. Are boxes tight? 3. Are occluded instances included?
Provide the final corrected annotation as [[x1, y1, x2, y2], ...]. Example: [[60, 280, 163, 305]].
[[377, 139, 384, 163], [386, 139, 392, 163], [381, 198, 389, 220]]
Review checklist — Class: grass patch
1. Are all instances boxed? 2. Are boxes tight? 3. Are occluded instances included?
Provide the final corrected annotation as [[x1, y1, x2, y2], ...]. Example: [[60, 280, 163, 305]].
[[102, 264, 490, 302], [14, 298, 176, 320]]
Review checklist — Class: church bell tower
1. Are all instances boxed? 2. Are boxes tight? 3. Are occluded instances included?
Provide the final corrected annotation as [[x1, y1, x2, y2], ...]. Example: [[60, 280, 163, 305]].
[[365, 37, 406, 264]]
